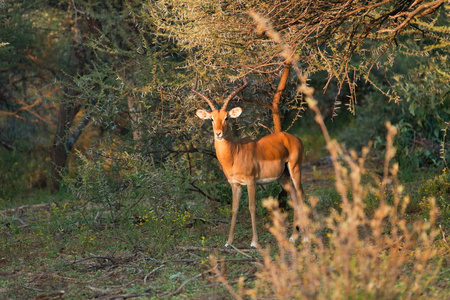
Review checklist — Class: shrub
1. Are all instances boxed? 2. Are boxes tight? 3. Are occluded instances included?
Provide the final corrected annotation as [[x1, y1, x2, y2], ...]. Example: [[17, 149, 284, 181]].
[[419, 168, 450, 229], [64, 150, 191, 225]]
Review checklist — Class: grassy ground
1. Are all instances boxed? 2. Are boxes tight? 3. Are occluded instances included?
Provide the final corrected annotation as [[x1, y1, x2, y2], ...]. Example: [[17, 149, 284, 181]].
[[0, 161, 448, 299]]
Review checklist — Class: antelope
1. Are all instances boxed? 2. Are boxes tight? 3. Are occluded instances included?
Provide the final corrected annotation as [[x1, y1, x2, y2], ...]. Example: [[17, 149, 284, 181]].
[[194, 78, 305, 248]]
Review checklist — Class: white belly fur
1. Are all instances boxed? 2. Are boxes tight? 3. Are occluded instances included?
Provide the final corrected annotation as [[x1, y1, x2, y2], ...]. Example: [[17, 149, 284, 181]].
[[229, 179, 247, 185], [256, 177, 279, 184], [229, 177, 280, 185]]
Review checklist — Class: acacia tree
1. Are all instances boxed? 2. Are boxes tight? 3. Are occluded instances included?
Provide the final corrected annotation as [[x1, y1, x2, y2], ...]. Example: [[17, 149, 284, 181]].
[[145, 0, 448, 131]]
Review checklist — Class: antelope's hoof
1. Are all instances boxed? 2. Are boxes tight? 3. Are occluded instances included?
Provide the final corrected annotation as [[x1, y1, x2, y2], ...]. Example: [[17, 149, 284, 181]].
[[250, 242, 258, 248], [289, 233, 299, 243]]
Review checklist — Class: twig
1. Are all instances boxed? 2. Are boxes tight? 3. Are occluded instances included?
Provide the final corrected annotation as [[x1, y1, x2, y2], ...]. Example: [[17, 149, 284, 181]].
[[218, 258, 260, 263], [158, 273, 203, 298], [227, 244, 253, 259], [178, 246, 256, 254], [0, 203, 51, 216], [87, 285, 114, 294], [68, 256, 116, 265], [100, 292, 152, 300], [439, 225, 447, 245], [236, 97, 273, 110], [258, 122, 274, 134], [143, 256, 259, 265], [143, 264, 165, 284], [189, 181, 220, 202], [0, 140, 13, 151], [12, 216, 28, 228], [20, 284, 45, 292]]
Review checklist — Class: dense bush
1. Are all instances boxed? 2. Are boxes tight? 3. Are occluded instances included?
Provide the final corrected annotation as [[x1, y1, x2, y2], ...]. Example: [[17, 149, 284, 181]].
[[64, 150, 192, 224], [419, 168, 450, 228], [336, 55, 449, 171], [0, 117, 51, 201]]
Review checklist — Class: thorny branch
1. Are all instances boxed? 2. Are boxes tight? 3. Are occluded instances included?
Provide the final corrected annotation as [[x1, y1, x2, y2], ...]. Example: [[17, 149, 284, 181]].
[[249, 0, 446, 115]]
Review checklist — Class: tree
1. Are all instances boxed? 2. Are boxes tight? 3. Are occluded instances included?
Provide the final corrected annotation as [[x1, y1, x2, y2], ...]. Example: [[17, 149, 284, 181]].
[[146, 0, 447, 126]]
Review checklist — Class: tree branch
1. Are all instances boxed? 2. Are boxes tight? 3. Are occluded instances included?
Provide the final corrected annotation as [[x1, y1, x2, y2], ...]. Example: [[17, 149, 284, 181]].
[[233, 97, 273, 110], [272, 62, 291, 133], [189, 181, 220, 203], [378, 0, 445, 34], [66, 110, 92, 152], [0, 140, 14, 151]]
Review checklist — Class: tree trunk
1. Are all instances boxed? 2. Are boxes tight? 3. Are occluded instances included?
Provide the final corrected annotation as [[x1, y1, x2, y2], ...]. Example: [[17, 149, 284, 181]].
[[50, 2, 88, 193], [272, 62, 291, 133], [50, 101, 80, 193], [127, 96, 143, 142]]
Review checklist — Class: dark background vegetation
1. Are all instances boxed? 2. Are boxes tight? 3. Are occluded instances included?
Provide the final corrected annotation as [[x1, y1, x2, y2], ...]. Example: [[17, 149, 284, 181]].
[[0, 1, 449, 298]]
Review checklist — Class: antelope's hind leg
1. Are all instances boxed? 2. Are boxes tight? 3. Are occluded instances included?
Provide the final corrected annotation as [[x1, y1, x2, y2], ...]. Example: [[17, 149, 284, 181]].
[[278, 171, 301, 243], [286, 162, 308, 243]]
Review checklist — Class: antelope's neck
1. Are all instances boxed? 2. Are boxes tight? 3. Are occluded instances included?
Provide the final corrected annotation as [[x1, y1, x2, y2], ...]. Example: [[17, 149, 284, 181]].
[[214, 137, 237, 168]]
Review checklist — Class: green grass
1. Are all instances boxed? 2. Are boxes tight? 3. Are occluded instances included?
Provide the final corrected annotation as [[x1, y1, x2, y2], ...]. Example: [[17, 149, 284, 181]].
[[0, 189, 263, 299], [0, 189, 71, 211], [0, 166, 448, 299]]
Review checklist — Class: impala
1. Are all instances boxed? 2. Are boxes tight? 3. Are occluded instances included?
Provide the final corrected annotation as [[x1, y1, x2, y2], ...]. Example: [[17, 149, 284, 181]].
[[194, 78, 305, 248]]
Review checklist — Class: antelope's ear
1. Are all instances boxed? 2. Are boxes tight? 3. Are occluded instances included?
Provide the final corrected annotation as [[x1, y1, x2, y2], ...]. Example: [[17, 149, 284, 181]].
[[228, 107, 242, 118], [196, 109, 212, 120]]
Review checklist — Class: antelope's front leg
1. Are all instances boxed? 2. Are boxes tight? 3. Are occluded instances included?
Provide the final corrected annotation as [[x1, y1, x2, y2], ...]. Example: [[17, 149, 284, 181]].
[[225, 183, 242, 247], [247, 181, 258, 248]]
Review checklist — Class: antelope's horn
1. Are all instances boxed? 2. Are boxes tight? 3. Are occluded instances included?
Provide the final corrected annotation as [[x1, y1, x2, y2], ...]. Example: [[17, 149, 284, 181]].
[[192, 76, 216, 111], [221, 77, 248, 110]]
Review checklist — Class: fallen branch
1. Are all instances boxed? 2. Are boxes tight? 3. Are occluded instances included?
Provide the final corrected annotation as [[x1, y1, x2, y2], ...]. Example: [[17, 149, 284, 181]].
[[99, 292, 152, 300], [143, 264, 165, 284], [0, 140, 13, 151], [12, 216, 28, 228], [143, 256, 260, 265], [87, 285, 114, 294], [68, 256, 116, 265], [178, 246, 256, 254], [0, 203, 51, 217], [20, 284, 45, 292], [226, 244, 253, 259]]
